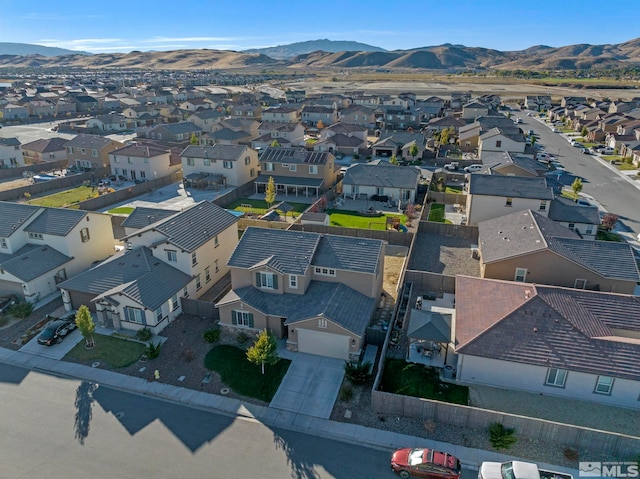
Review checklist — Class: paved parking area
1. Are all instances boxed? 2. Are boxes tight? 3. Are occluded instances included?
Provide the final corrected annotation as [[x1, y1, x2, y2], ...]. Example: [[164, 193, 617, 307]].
[[270, 352, 345, 419], [19, 328, 82, 360]]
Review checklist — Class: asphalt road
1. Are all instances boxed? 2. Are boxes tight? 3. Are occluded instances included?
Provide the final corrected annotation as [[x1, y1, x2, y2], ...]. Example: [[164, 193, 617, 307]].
[[516, 112, 640, 234], [0, 363, 476, 479]]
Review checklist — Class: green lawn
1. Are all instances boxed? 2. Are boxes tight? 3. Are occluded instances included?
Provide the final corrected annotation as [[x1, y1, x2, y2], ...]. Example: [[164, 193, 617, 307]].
[[428, 203, 445, 222], [227, 198, 308, 218], [108, 206, 135, 215], [380, 358, 469, 405], [64, 333, 147, 368], [445, 186, 463, 194], [616, 162, 638, 171], [29, 185, 99, 208], [204, 345, 291, 402], [597, 228, 623, 242], [327, 209, 407, 230]]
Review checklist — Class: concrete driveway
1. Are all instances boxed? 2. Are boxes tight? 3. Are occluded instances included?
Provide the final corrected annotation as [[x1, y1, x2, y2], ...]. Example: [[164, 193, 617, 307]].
[[270, 353, 345, 419], [19, 328, 82, 360]]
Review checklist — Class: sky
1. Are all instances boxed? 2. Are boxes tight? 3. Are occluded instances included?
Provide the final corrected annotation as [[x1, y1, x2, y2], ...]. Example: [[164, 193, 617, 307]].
[[1, 0, 639, 54]]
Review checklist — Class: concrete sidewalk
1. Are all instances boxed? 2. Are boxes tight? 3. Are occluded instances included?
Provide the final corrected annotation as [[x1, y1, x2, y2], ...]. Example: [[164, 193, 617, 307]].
[[0, 346, 579, 476]]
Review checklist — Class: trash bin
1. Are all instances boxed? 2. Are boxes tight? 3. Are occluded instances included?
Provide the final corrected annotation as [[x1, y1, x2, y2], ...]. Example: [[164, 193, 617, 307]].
[[443, 365, 454, 379]]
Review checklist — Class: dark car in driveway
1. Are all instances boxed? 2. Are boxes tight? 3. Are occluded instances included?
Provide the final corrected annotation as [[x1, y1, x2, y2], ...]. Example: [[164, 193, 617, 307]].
[[37, 317, 77, 346], [391, 448, 461, 479], [0, 294, 18, 314]]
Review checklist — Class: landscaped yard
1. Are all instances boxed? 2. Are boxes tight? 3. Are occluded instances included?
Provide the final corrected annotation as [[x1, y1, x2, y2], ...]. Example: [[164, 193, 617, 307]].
[[327, 209, 408, 230], [29, 185, 99, 208], [428, 203, 445, 222], [65, 333, 147, 368], [597, 228, 623, 242], [204, 344, 291, 402], [445, 185, 463, 194], [227, 198, 308, 218], [380, 358, 469, 405], [108, 206, 135, 215]]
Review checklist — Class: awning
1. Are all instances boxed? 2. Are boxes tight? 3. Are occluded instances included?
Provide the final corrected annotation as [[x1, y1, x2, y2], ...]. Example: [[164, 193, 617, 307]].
[[255, 174, 323, 188], [406, 309, 451, 342]]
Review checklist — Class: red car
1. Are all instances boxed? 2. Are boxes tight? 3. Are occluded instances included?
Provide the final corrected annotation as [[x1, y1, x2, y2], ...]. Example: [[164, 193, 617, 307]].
[[391, 448, 461, 479]]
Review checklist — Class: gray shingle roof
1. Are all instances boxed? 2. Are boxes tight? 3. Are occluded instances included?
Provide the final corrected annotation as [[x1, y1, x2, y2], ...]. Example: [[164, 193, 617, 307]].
[[21, 137, 67, 153], [469, 175, 555, 200], [127, 201, 238, 253], [65, 134, 115, 149], [548, 196, 601, 224], [343, 163, 420, 190], [0, 244, 71, 281], [120, 207, 179, 230], [313, 234, 382, 274], [455, 276, 640, 381], [219, 281, 376, 336], [59, 246, 191, 310], [151, 122, 200, 134], [110, 144, 168, 157], [23, 208, 86, 236], [0, 202, 40, 237]]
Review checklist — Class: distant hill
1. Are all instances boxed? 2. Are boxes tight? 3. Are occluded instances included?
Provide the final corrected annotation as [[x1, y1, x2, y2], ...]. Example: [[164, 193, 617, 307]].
[[0, 42, 89, 57], [243, 39, 387, 59]]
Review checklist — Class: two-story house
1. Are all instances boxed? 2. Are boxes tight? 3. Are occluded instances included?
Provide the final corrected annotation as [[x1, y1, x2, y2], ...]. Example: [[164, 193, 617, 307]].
[[255, 146, 337, 198], [261, 106, 299, 123], [180, 144, 258, 188], [65, 134, 125, 170], [187, 109, 226, 132], [301, 105, 338, 128], [547, 196, 601, 240], [251, 121, 306, 149], [215, 227, 384, 360], [21, 137, 68, 165], [0, 137, 25, 168], [58, 201, 239, 334], [338, 105, 376, 129], [143, 122, 202, 144], [109, 143, 180, 182], [478, 127, 527, 157], [0, 202, 115, 303]]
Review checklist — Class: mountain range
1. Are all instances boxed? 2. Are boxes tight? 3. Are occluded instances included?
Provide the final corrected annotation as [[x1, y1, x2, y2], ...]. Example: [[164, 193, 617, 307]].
[[0, 38, 639, 70], [0, 42, 89, 57]]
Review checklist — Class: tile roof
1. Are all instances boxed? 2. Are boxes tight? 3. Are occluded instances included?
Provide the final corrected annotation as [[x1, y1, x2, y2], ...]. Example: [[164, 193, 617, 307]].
[[469, 175, 555, 200], [343, 163, 420, 190], [23, 208, 86, 236], [59, 247, 191, 310], [126, 201, 238, 253], [455, 276, 640, 381], [120, 207, 180, 230], [0, 244, 71, 281], [259, 146, 332, 165], [0, 202, 41, 237]]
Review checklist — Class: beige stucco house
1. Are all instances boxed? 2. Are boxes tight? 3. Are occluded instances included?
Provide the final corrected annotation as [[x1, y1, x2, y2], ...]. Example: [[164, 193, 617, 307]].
[[180, 144, 259, 188], [66, 134, 125, 170], [109, 143, 181, 182]]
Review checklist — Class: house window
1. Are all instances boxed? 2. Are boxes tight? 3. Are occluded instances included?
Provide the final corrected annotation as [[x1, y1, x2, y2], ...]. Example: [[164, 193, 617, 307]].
[[205, 266, 211, 283], [187, 158, 194, 166], [215, 259, 219, 273], [232, 310, 254, 327], [245, 156, 251, 165], [166, 250, 177, 262], [376, 187, 384, 195], [585, 225, 594, 235], [574, 278, 587, 289], [28, 232, 44, 240], [155, 307, 163, 323], [289, 274, 298, 289], [214, 235, 219, 248], [545, 368, 567, 387], [594, 376, 614, 395], [0, 239, 6, 249], [539, 200, 547, 211], [80, 227, 90, 243], [256, 271, 278, 289], [170, 294, 179, 311], [183, 287, 188, 298], [223, 160, 233, 169], [309, 165, 318, 175], [314, 267, 336, 277], [204, 159, 211, 166], [495, 140, 502, 148], [250, 168, 255, 177], [265, 162, 274, 172], [514, 268, 527, 282], [290, 164, 297, 172], [318, 318, 327, 328], [196, 274, 202, 291], [191, 251, 197, 266], [123, 306, 144, 324]]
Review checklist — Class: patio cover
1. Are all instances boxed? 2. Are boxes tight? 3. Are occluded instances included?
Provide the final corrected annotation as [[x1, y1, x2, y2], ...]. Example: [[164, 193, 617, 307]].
[[255, 174, 323, 188], [271, 201, 294, 213], [406, 309, 451, 342]]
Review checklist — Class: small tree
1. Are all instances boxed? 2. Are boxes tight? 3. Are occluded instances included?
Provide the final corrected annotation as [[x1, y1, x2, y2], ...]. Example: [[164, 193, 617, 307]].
[[601, 213, 619, 231], [440, 128, 450, 145], [409, 143, 419, 160], [265, 176, 276, 206], [389, 155, 398, 165], [75, 305, 96, 348], [571, 177, 583, 200], [189, 133, 199, 145], [270, 139, 280, 147], [581, 126, 589, 137], [246, 329, 279, 375]]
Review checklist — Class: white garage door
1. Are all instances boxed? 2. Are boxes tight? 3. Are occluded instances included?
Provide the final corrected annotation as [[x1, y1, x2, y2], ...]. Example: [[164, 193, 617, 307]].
[[297, 329, 350, 360]]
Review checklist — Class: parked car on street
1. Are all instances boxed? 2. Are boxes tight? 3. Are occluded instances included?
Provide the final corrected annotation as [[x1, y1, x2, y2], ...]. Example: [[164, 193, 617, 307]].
[[463, 164, 483, 173], [0, 294, 18, 314], [444, 162, 460, 171], [37, 316, 77, 346], [391, 448, 461, 479]]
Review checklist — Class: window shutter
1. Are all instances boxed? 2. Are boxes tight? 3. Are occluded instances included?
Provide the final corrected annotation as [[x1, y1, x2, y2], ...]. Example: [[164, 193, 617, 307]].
[[272, 274, 278, 290], [248, 313, 254, 328], [256, 272, 261, 287], [231, 310, 237, 325]]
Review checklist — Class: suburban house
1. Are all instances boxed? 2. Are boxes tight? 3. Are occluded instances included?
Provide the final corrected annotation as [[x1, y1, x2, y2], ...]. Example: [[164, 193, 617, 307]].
[[21, 137, 68, 165], [454, 275, 640, 409], [120, 206, 179, 237], [216, 227, 385, 360], [142, 122, 202, 144], [187, 109, 226, 132], [342, 163, 420, 205], [371, 131, 426, 159], [109, 143, 180, 182], [466, 174, 555, 226], [58, 201, 239, 334], [180, 144, 258, 188], [0, 137, 25, 168], [488, 153, 548, 177], [461, 100, 490, 120], [301, 105, 338, 128], [339, 105, 376, 128], [251, 121, 306, 149], [0, 103, 29, 121], [313, 125, 367, 155], [478, 210, 639, 293], [65, 134, 125, 170], [261, 106, 299, 123], [255, 146, 337, 198], [478, 127, 527, 157], [458, 116, 520, 151], [0, 202, 115, 303], [86, 113, 134, 132], [547, 196, 601, 240]]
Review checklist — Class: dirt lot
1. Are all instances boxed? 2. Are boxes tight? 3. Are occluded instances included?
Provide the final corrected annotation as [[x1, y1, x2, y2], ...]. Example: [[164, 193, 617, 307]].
[[0, 177, 33, 192]]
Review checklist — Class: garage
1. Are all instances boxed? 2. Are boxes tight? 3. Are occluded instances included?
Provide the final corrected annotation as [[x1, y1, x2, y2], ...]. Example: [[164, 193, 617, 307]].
[[297, 329, 350, 360]]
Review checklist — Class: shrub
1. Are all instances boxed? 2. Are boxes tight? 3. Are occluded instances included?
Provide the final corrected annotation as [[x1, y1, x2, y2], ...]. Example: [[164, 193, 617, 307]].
[[145, 341, 161, 359], [236, 332, 248, 344], [136, 327, 153, 342], [344, 360, 372, 385], [203, 328, 221, 343], [183, 348, 195, 362], [339, 384, 353, 401], [353, 154, 360, 160], [488, 422, 517, 450], [8, 302, 34, 319]]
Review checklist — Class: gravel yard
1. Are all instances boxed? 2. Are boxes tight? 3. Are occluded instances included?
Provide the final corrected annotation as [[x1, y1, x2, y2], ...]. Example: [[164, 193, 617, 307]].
[[407, 232, 481, 277]]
